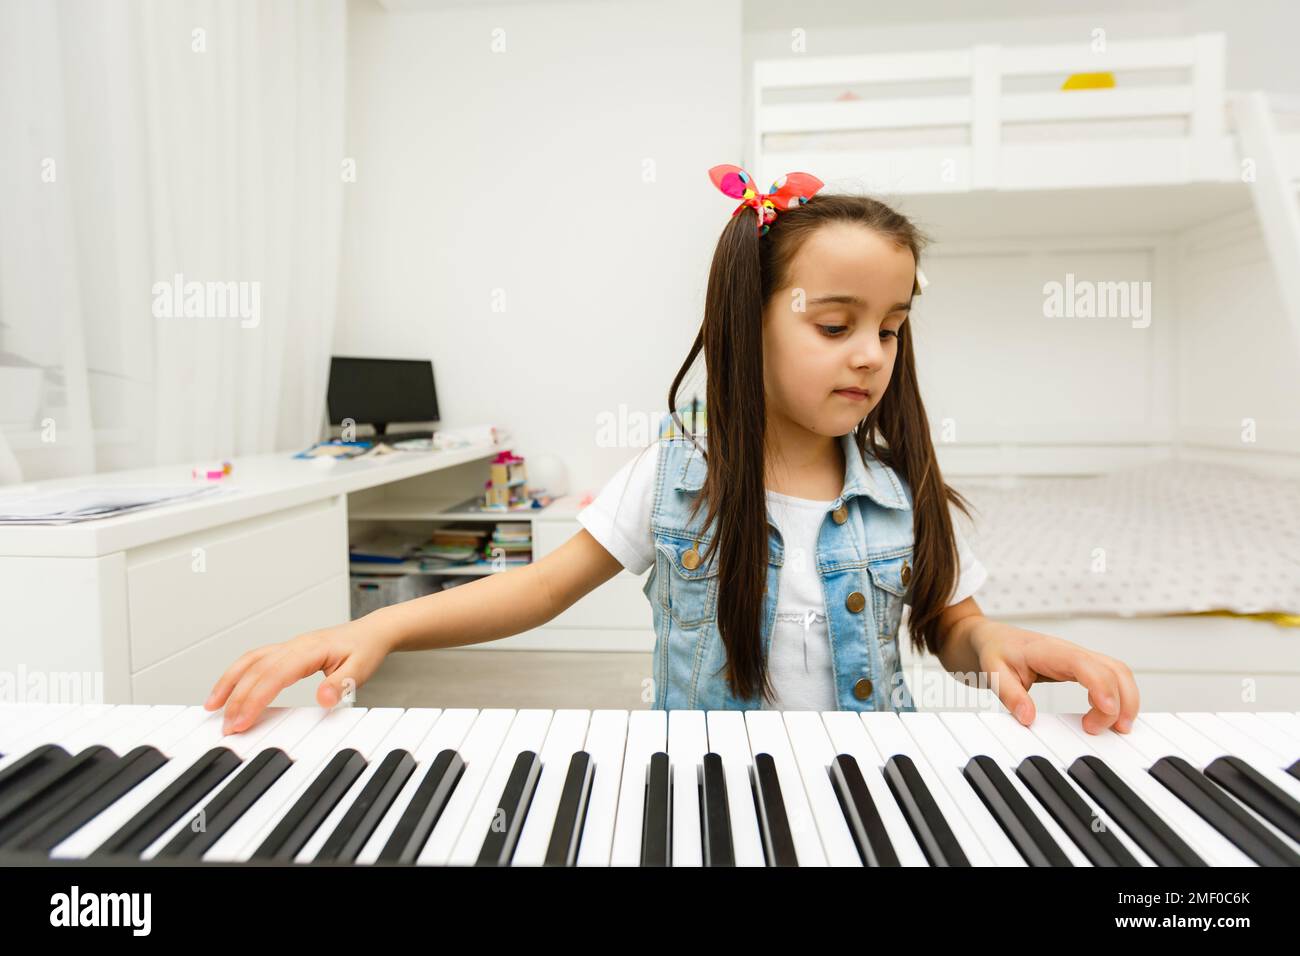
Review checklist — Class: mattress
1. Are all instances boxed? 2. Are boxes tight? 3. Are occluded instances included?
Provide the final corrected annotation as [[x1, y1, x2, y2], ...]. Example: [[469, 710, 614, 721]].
[[951, 459, 1300, 621]]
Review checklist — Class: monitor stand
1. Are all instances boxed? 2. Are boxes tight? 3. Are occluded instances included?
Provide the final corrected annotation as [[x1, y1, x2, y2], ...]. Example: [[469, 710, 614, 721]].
[[372, 425, 436, 444]]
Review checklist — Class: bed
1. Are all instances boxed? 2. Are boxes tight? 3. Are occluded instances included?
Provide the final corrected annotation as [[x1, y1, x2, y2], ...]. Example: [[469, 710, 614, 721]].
[[900, 460, 1300, 714]]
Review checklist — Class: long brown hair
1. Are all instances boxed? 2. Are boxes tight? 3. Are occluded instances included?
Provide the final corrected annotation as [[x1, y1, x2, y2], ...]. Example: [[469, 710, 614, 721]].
[[666, 193, 973, 703]]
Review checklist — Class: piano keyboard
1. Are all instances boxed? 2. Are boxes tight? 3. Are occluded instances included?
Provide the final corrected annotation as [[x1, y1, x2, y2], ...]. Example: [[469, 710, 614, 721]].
[[1, 703, 1298, 867]]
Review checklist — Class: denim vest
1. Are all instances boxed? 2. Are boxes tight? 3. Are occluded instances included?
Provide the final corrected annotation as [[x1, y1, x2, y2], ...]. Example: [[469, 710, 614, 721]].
[[644, 430, 918, 712]]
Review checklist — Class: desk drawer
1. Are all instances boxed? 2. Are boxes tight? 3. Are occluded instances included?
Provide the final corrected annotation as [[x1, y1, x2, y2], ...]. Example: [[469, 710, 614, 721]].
[[127, 499, 346, 670], [131, 573, 348, 705]]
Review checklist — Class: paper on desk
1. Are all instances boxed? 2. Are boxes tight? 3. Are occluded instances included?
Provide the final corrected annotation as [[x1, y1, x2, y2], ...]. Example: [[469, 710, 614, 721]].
[[0, 484, 229, 524]]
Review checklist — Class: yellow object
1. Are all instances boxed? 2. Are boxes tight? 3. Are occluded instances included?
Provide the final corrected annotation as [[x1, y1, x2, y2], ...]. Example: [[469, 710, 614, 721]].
[[1172, 609, 1300, 628], [1062, 71, 1115, 90]]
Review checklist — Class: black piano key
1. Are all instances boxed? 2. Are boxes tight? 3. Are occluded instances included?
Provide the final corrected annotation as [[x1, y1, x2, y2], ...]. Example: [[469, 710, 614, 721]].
[[1148, 755, 1300, 867], [0, 745, 71, 797], [700, 752, 734, 867], [964, 754, 1072, 867], [378, 749, 465, 865], [93, 746, 242, 858], [752, 752, 798, 867], [8, 745, 168, 853], [0, 746, 117, 844], [0, 746, 74, 824], [1017, 754, 1138, 867], [1204, 755, 1300, 844], [1068, 754, 1206, 867], [251, 749, 367, 862], [316, 749, 416, 863], [829, 754, 899, 867], [477, 750, 543, 867], [1288, 759, 1300, 783], [641, 751, 671, 867], [544, 751, 593, 867], [156, 748, 293, 859], [883, 753, 970, 867]]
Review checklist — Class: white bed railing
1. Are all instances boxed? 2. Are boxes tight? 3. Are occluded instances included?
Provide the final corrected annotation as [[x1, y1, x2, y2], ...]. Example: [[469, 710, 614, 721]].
[[753, 33, 1231, 192]]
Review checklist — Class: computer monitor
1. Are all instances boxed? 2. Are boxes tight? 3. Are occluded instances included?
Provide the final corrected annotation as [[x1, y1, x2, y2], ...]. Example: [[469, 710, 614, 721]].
[[326, 356, 440, 439]]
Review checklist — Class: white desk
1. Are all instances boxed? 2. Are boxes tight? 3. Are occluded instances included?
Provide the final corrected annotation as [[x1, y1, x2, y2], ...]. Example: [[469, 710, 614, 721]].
[[0, 439, 502, 706]]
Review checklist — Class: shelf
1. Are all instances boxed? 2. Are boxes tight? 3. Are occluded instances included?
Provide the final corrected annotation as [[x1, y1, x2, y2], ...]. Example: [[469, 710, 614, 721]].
[[348, 495, 550, 522], [349, 559, 530, 576]]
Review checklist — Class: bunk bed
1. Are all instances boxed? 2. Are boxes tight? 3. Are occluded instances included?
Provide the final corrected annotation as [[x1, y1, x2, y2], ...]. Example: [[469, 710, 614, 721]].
[[749, 32, 1300, 713]]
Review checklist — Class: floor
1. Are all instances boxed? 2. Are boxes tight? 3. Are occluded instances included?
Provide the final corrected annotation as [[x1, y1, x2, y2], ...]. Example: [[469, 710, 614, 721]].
[[360, 649, 655, 711]]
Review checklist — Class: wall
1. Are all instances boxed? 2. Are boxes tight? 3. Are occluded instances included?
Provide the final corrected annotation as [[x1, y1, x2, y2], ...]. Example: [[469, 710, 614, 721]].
[[335, 0, 743, 492]]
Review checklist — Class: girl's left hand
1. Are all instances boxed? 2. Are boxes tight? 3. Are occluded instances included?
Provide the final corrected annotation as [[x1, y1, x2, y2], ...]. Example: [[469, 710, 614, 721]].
[[969, 620, 1140, 735]]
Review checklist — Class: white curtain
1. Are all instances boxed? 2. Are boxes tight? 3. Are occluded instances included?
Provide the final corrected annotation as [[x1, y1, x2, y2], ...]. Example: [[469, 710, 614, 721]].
[[0, 0, 346, 481]]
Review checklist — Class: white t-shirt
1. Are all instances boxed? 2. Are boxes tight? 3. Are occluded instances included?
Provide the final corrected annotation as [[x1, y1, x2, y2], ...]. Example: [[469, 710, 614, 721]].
[[577, 441, 988, 709]]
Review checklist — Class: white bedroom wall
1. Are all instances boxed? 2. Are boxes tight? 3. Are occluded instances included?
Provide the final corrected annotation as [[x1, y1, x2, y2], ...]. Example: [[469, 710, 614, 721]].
[[335, 0, 743, 491], [1173, 210, 1300, 469]]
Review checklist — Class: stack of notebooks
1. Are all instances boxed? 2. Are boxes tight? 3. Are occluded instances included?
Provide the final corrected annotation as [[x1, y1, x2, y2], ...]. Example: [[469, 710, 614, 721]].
[[485, 522, 532, 567], [414, 526, 491, 570]]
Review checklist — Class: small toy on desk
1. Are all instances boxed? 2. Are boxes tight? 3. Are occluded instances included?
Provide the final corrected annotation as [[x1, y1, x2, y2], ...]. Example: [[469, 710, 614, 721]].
[[191, 460, 232, 481], [483, 450, 531, 511]]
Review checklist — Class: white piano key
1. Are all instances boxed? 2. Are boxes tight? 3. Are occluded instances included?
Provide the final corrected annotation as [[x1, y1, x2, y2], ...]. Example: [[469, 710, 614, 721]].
[[1136, 713, 1300, 856], [900, 713, 1026, 866], [821, 711, 927, 866], [861, 712, 993, 866], [1253, 712, 1300, 749], [667, 709, 706, 867], [1217, 712, 1300, 767], [782, 711, 861, 867], [1257, 712, 1300, 747], [977, 712, 1155, 867], [291, 708, 413, 863], [204, 705, 374, 861], [139, 707, 311, 860], [939, 712, 1090, 867], [0, 703, 76, 753], [1172, 713, 1300, 805], [448, 709, 553, 866], [609, 709, 666, 867], [357, 708, 475, 865], [55, 705, 155, 754], [512, 709, 592, 867], [705, 711, 765, 867], [0, 705, 113, 773], [1050, 714, 1253, 866], [417, 709, 515, 865], [745, 710, 825, 867], [51, 707, 233, 859], [575, 710, 629, 867]]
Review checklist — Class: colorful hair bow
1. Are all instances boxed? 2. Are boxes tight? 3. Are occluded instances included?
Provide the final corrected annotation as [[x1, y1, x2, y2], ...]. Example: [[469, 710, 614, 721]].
[[708, 164, 825, 235]]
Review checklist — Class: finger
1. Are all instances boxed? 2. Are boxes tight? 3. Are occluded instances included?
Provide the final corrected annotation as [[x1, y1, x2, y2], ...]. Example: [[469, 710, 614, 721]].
[[205, 645, 276, 711], [223, 645, 324, 733], [1104, 659, 1141, 733], [1023, 644, 1122, 735], [316, 657, 364, 709], [1071, 656, 1122, 735], [991, 661, 1036, 726]]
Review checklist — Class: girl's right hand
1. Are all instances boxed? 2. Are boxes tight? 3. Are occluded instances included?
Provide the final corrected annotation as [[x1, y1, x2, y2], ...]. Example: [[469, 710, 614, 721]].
[[204, 616, 396, 735]]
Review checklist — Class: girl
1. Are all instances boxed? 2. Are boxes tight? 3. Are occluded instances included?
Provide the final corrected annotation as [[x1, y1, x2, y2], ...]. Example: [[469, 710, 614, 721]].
[[206, 165, 1139, 737]]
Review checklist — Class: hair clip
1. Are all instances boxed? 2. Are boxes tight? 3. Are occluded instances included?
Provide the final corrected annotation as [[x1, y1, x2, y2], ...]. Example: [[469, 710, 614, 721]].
[[708, 164, 825, 235], [913, 267, 929, 296]]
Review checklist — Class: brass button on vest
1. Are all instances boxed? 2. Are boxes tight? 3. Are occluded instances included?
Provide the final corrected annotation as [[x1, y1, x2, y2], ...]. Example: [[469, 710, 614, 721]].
[[853, 677, 873, 700], [681, 547, 701, 570], [831, 505, 848, 524], [846, 591, 866, 613], [900, 560, 911, 586]]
